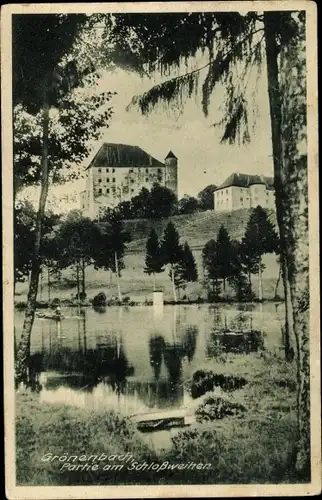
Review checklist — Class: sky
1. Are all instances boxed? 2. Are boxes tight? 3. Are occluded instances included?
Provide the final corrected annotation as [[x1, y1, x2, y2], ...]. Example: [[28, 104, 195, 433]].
[[20, 49, 275, 212]]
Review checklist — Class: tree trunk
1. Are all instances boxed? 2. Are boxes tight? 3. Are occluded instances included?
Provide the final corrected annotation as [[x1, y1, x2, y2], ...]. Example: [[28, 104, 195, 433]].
[[115, 252, 122, 302], [81, 258, 86, 296], [258, 255, 263, 301], [47, 266, 51, 302], [274, 257, 282, 299], [281, 253, 294, 361], [76, 263, 81, 309], [152, 272, 156, 291], [15, 85, 50, 385], [171, 264, 177, 302], [39, 268, 43, 301], [264, 12, 309, 477]]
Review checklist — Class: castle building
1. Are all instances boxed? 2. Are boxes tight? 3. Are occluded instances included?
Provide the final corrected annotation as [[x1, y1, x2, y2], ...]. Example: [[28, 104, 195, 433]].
[[80, 143, 178, 219], [213, 173, 275, 212]]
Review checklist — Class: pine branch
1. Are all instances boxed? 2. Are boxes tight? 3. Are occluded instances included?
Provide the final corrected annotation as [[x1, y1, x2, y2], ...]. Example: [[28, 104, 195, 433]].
[[125, 28, 264, 113]]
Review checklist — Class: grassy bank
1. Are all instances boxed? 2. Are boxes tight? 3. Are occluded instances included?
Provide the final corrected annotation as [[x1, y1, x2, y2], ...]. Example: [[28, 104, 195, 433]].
[[16, 349, 305, 486]]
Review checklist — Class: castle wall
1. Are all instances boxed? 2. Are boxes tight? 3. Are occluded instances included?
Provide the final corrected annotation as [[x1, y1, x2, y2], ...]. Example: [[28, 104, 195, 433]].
[[81, 164, 167, 218]]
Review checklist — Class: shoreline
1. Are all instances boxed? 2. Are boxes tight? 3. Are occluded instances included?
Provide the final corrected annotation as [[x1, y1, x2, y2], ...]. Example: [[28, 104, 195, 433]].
[[14, 297, 285, 310]]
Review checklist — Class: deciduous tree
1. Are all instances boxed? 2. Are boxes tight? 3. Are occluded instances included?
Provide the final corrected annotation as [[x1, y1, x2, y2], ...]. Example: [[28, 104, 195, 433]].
[[14, 15, 114, 384], [161, 222, 183, 302]]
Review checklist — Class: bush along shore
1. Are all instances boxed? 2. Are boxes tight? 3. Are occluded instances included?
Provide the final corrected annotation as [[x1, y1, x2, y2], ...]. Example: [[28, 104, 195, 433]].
[[16, 348, 305, 486], [14, 293, 284, 311]]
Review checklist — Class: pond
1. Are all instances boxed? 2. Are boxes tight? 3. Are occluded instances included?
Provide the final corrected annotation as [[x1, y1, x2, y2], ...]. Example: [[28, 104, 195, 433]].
[[15, 303, 285, 420]]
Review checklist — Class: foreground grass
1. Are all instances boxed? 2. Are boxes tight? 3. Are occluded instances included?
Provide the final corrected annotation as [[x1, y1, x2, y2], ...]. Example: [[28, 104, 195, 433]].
[[16, 350, 304, 486]]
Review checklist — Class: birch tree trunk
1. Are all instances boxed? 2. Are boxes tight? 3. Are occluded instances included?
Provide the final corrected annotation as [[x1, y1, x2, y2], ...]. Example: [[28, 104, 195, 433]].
[[115, 252, 122, 302], [81, 258, 86, 297], [15, 85, 50, 385], [171, 264, 177, 302], [274, 256, 282, 298], [258, 255, 263, 301], [264, 12, 310, 477], [47, 266, 51, 302]]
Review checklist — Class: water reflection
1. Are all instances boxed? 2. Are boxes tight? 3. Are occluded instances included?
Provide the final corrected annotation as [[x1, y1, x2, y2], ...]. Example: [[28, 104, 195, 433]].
[[14, 303, 279, 414], [149, 336, 165, 381]]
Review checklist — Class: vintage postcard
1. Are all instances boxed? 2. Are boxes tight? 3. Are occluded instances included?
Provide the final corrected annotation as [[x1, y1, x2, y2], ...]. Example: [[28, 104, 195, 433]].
[[2, 1, 321, 498]]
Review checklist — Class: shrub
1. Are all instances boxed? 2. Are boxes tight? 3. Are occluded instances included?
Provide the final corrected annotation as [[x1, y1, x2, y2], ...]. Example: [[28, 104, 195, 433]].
[[50, 297, 61, 309], [188, 370, 248, 398], [195, 395, 246, 421], [92, 292, 107, 307]]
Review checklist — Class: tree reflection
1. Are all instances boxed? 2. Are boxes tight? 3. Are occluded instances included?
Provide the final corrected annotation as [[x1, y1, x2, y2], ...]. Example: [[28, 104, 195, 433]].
[[149, 335, 165, 381], [163, 344, 183, 385], [182, 326, 198, 362]]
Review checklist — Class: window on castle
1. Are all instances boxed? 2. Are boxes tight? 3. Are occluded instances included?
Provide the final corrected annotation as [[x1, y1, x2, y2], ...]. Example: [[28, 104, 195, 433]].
[[98, 168, 101, 173], [112, 178, 115, 182], [146, 168, 149, 173], [82, 204, 85, 209], [106, 188, 110, 194], [112, 168, 115, 173], [240, 197, 243, 202], [226, 189, 228, 194], [106, 168, 109, 173], [158, 168, 162, 173], [131, 179, 134, 184], [145, 178, 149, 182], [98, 179, 102, 183], [106, 178, 110, 182], [131, 189, 134, 193], [98, 188, 102, 194]]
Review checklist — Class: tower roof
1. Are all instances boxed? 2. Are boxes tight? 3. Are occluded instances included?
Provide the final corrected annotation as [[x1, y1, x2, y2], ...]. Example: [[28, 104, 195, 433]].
[[87, 143, 165, 169], [165, 150, 177, 160]]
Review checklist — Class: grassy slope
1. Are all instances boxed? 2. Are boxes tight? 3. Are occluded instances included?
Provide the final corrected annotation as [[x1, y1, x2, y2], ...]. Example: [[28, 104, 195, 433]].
[[15, 209, 281, 302]]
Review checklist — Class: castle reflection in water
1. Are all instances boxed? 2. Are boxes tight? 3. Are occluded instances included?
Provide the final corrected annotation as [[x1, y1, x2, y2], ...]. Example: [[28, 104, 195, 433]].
[[14, 304, 281, 414]]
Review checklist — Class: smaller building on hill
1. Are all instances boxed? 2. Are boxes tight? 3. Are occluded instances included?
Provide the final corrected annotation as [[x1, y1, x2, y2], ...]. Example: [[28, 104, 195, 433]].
[[213, 173, 275, 213]]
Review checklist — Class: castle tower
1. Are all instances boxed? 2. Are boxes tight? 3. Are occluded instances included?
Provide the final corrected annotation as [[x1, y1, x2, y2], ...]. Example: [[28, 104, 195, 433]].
[[164, 151, 178, 198], [249, 175, 266, 209]]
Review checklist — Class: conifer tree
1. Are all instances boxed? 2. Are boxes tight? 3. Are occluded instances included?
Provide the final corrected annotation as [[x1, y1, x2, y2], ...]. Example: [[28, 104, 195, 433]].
[[144, 228, 164, 290], [169, 243, 198, 299], [241, 206, 279, 300], [202, 239, 221, 297], [181, 242, 198, 283], [215, 225, 235, 294]]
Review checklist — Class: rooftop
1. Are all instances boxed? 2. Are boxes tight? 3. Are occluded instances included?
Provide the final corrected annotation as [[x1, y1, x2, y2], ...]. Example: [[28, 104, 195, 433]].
[[87, 143, 166, 169], [216, 173, 274, 191], [165, 150, 177, 160]]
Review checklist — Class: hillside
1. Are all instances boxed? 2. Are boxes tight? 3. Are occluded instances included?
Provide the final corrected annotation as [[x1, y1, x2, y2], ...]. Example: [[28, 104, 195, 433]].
[[124, 208, 277, 252], [15, 208, 280, 302]]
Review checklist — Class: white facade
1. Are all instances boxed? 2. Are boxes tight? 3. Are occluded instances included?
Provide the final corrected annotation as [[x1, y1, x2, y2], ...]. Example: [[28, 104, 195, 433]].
[[213, 174, 275, 213]]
